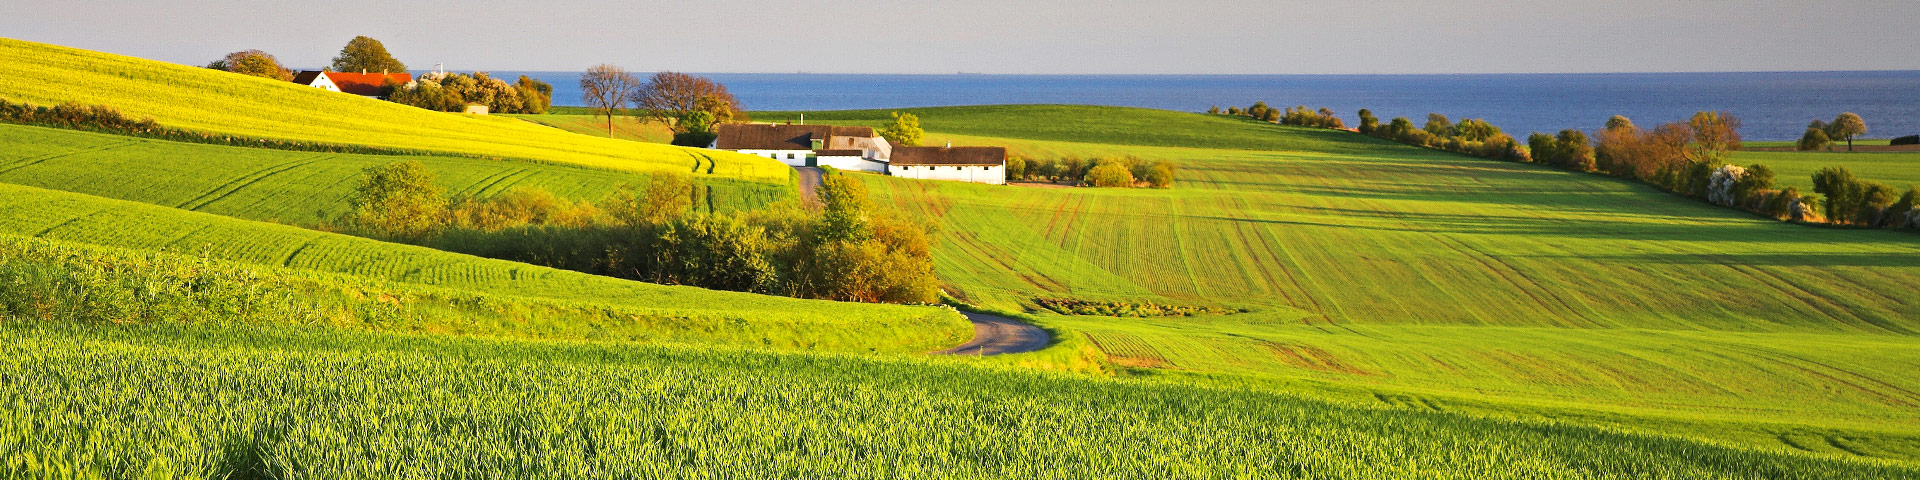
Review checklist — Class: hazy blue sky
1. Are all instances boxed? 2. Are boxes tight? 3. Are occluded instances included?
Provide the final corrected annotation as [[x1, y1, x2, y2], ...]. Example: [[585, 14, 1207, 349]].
[[4, 0, 1915, 74]]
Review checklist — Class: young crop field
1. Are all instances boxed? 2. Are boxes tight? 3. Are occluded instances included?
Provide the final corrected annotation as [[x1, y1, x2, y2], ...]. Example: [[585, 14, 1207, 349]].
[[0, 124, 788, 226], [1731, 150, 1920, 191], [0, 184, 967, 353], [842, 110, 1920, 458], [0, 38, 789, 183], [1, 322, 1912, 479]]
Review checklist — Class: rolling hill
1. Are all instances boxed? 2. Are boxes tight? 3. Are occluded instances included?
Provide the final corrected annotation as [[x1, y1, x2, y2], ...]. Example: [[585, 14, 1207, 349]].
[[809, 106, 1920, 457], [0, 37, 788, 183]]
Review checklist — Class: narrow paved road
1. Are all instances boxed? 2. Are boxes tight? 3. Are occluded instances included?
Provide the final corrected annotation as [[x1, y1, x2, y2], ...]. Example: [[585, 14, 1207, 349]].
[[935, 311, 1051, 355], [793, 166, 823, 203]]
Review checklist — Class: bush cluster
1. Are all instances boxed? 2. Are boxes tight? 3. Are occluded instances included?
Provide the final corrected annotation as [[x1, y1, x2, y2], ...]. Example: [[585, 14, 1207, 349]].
[[388, 72, 552, 114], [0, 98, 468, 157], [1280, 106, 1345, 129], [339, 162, 940, 304], [1363, 111, 1529, 162], [1006, 155, 1176, 188], [1035, 298, 1240, 317]]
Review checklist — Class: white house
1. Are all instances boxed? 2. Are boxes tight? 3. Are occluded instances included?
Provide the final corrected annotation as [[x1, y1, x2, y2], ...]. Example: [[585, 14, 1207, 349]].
[[888, 146, 1006, 185], [291, 70, 412, 98], [290, 71, 340, 93], [712, 124, 890, 172]]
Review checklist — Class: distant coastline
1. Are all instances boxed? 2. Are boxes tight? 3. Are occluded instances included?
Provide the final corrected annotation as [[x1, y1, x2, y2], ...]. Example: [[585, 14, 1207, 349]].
[[480, 71, 1920, 141]]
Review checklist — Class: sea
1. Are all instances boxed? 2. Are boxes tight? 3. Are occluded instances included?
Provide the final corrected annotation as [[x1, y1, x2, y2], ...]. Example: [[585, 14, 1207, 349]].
[[485, 71, 1920, 141]]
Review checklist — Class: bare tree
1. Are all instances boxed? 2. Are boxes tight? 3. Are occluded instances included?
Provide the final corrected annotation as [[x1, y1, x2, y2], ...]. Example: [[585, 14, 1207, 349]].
[[630, 72, 744, 132], [580, 64, 640, 138]]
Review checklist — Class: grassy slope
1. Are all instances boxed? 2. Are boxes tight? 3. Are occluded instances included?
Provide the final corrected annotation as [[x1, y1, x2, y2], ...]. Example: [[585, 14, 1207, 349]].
[[0, 183, 967, 353], [0, 124, 788, 226], [6, 322, 1913, 479], [0, 38, 787, 183], [829, 106, 1920, 457]]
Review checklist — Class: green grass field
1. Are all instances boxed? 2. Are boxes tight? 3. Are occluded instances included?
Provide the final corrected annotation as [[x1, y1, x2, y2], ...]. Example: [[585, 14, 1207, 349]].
[[0, 124, 788, 226], [826, 107, 1920, 458], [4, 321, 1912, 479], [6, 36, 1920, 474], [0, 38, 788, 183], [0, 184, 967, 353], [1733, 150, 1920, 191]]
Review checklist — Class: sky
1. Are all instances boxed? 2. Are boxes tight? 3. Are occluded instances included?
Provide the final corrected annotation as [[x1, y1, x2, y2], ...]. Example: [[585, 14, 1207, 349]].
[[3, 0, 1916, 74]]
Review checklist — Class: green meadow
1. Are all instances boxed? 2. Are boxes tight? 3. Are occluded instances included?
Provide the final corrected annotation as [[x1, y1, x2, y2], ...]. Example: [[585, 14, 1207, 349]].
[[1732, 149, 1920, 191], [829, 108, 1920, 458], [0, 124, 788, 226]]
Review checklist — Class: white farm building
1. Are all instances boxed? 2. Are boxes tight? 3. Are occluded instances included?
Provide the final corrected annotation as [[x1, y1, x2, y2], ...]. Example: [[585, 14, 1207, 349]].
[[888, 146, 1007, 185], [712, 123, 1007, 185]]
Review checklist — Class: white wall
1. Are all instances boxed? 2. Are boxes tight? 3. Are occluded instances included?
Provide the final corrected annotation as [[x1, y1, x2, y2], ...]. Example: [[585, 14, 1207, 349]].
[[735, 150, 812, 166], [819, 155, 888, 172], [306, 74, 339, 92], [887, 164, 1006, 185]]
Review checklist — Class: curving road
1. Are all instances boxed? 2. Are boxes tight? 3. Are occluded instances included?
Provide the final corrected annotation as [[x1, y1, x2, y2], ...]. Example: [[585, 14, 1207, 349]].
[[935, 311, 1051, 355]]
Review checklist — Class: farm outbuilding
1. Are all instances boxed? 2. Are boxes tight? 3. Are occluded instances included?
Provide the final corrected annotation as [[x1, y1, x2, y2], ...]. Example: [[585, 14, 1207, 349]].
[[713, 123, 891, 168], [292, 70, 411, 98], [888, 146, 1007, 185]]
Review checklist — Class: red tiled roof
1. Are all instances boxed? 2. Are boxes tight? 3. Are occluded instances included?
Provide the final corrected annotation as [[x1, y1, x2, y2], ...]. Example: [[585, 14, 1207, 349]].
[[890, 146, 1006, 166], [324, 71, 412, 96]]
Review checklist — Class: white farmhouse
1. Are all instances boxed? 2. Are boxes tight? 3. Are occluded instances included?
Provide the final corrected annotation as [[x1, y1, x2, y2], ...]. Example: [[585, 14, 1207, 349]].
[[712, 124, 891, 172], [888, 146, 1006, 185], [290, 71, 340, 93]]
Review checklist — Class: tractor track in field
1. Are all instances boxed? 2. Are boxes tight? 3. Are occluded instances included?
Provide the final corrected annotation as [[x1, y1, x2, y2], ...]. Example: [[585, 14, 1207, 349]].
[[934, 311, 1050, 356]]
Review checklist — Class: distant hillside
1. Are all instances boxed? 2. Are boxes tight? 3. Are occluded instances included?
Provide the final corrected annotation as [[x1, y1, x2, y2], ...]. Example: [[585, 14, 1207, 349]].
[[752, 105, 1390, 153], [0, 38, 787, 183]]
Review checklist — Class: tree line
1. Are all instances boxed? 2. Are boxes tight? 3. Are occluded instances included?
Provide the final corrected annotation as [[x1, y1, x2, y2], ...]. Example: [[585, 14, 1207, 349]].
[[1208, 102, 1346, 129], [338, 162, 939, 304], [203, 36, 553, 114], [1341, 106, 1919, 230], [1005, 156, 1176, 188]]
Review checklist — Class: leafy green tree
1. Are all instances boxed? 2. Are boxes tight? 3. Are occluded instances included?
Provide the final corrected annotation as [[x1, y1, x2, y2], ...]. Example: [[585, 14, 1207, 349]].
[[206, 50, 292, 81], [1145, 162, 1176, 188], [1732, 164, 1775, 206], [1527, 133, 1558, 165], [329, 36, 407, 73], [1604, 115, 1635, 131], [879, 112, 924, 147], [1085, 163, 1135, 187], [1555, 129, 1595, 171], [642, 171, 697, 223], [1386, 117, 1416, 139], [346, 161, 445, 240], [1207, 106, 1221, 115], [1424, 113, 1454, 137], [1812, 166, 1862, 223], [1858, 181, 1898, 225], [1827, 112, 1868, 152], [1453, 118, 1502, 142], [818, 173, 874, 241], [1356, 109, 1379, 135], [1006, 157, 1027, 181], [1797, 127, 1832, 151]]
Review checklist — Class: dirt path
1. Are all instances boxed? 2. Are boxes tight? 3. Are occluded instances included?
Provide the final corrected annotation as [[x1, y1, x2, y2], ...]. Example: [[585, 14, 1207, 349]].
[[935, 311, 1051, 355], [793, 166, 823, 203]]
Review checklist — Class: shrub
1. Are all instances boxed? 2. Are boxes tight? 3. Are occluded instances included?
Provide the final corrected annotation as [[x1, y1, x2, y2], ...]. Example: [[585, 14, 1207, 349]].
[[1085, 163, 1135, 187], [1146, 162, 1177, 188], [1356, 109, 1379, 135], [1007, 157, 1028, 181], [344, 161, 446, 241], [1812, 167, 1863, 224], [879, 112, 924, 147], [1797, 127, 1832, 151]]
